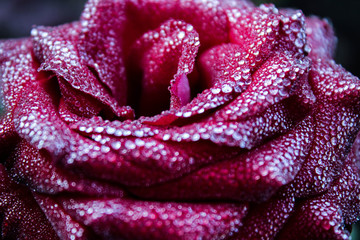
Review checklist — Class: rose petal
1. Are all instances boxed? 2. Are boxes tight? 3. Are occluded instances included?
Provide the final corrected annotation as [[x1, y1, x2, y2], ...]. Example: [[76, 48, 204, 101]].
[[198, 43, 252, 90], [170, 74, 191, 108], [7, 140, 125, 197], [234, 195, 295, 240], [128, 19, 199, 115], [227, 4, 281, 67], [61, 197, 248, 240], [57, 77, 102, 118], [157, 102, 292, 149], [305, 16, 337, 60], [79, 0, 129, 105], [0, 38, 37, 156], [0, 164, 58, 239], [286, 60, 360, 198], [13, 80, 72, 159], [34, 194, 92, 240], [32, 23, 133, 118], [130, 116, 313, 202], [125, 0, 246, 50], [309, 59, 360, 103], [143, 43, 252, 125], [68, 117, 241, 186], [213, 50, 310, 121]]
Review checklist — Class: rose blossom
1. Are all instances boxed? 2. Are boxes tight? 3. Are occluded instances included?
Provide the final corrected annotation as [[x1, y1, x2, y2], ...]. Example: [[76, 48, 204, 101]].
[[1, 0, 360, 239]]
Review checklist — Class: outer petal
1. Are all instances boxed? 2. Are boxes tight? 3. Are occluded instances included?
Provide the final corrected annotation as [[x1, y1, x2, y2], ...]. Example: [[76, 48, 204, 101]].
[[305, 16, 337, 60], [61, 197, 248, 240], [277, 146, 360, 239], [128, 19, 200, 115], [7, 140, 126, 197], [0, 164, 58, 240], [0, 38, 37, 156], [31, 23, 133, 118]]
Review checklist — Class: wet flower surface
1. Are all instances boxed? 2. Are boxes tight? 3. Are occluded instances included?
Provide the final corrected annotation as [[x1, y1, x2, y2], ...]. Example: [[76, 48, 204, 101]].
[[1, 0, 360, 239]]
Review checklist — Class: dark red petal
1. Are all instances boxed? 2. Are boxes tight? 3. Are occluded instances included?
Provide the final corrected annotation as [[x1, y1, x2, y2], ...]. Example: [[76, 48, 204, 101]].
[[143, 43, 253, 125], [7, 140, 125, 197], [233, 196, 295, 240], [305, 16, 337, 60], [277, 198, 351, 240], [0, 164, 58, 239], [309, 59, 360, 104], [213, 50, 310, 121], [129, 19, 199, 115], [79, 0, 129, 105], [130, 116, 313, 202], [58, 77, 102, 118], [13, 81, 72, 159], [157, 103, 292, 149], [32, 23, 133, 118], [34, 194, 93, 240], [227, 4, 281, 67], [61, 197, 248, 240], [0, 39, 37, 154], [125, 0, 242, 50], [288, 103, 360, 198]]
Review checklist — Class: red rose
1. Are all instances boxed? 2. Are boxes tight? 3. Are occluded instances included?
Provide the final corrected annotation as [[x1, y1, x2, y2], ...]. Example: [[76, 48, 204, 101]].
[[1, 0, 360, 239]]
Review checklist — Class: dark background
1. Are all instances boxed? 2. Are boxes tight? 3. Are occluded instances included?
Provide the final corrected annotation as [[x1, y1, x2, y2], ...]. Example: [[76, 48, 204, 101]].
[[0, 0, 359, 238]]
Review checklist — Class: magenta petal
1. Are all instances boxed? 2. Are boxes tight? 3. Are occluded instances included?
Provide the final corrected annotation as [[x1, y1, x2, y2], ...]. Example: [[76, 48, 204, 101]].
[[125, 0, 243, 50], [0, 39, 37, 154], [0, 164, 58, 240], [129, 19, 199, 115], [170, 74, 191, 108], [61, 197, 248, 240], [234, 196, 295, 240], [309, 59, 360, 103], [227, 4, 281, 66], [32, 23, 132, 118], [198, 43, 252, 90], [286, 60, 360, 197], [1, 0, 360, 239], [34, 194, 92, 240], [157, 103, 293, 149], [79, 0, 129, 105], [213, 50, 310, 121], [13, 81, 72, 159], [289, 103, 360, 198], [277, 198, 352, 239], [145, 45, 252, 124], [8, 140, 125, 197], [58, 77, 102, 118], [69, 116, 241, 186], [131, 116, 313, 202], [305, 16, 337, 60]]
